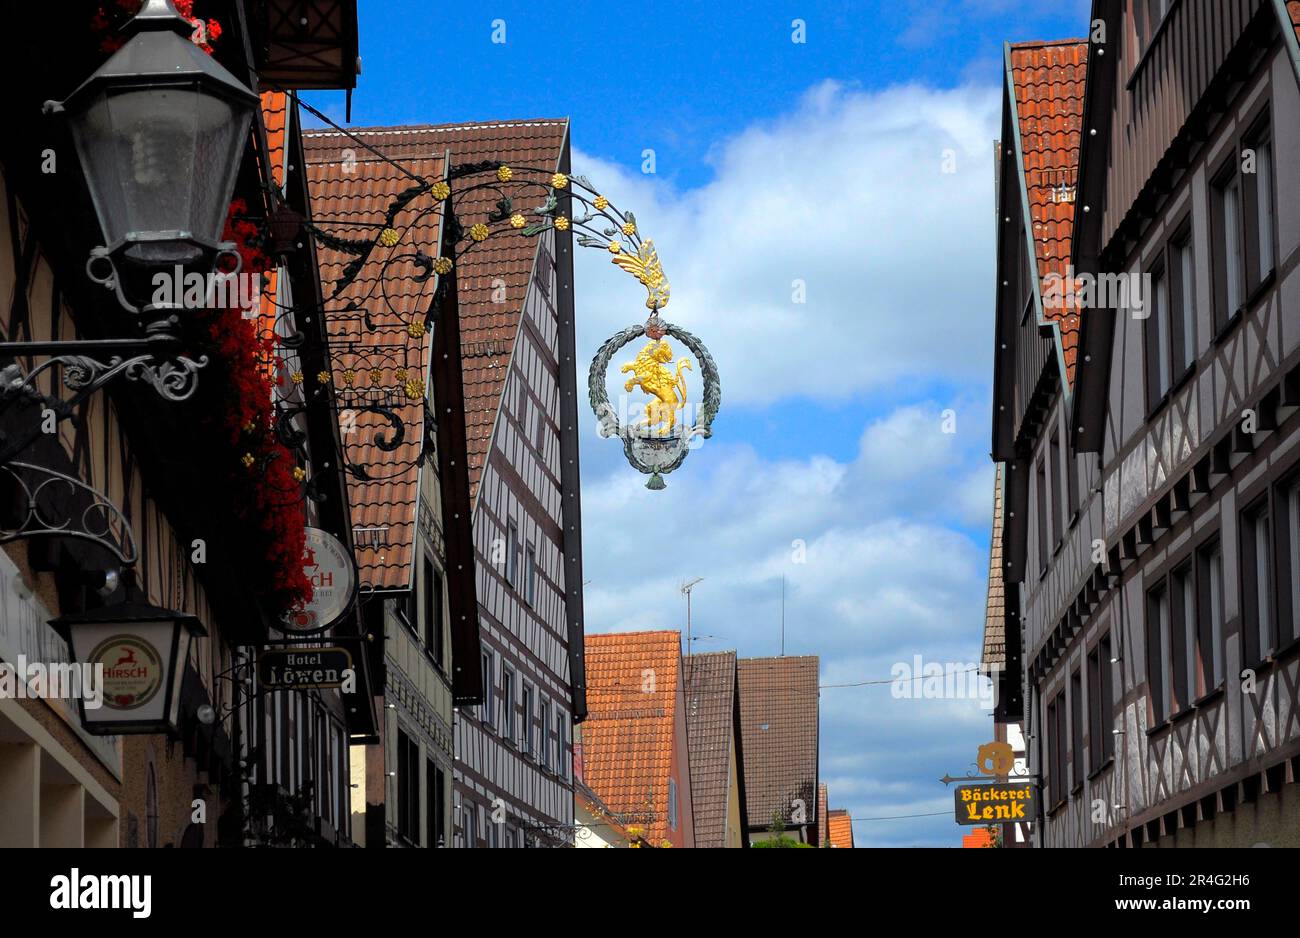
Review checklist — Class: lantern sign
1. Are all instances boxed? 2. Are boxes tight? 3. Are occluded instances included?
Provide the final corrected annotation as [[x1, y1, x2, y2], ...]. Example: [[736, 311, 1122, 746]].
[[43, 0, 259, 314], [281, 527, 357, 635], [50, 601, 205, 736], [953, 782, 1037, 826]]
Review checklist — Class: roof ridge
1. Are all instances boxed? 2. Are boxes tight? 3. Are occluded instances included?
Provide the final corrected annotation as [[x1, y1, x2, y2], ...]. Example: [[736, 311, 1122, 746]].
[[588, 629, 682, 640], [1008, 37, 1089, 50], [303, 117, 569, 139]]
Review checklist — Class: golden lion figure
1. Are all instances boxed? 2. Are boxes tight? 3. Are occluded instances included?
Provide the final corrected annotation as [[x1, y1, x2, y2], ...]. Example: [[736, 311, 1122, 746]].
[[620, 339, 692, 436]]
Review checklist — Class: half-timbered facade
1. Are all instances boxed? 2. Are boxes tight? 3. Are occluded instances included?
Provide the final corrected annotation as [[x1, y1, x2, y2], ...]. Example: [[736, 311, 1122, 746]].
[[993, 1, 1300, 847], [445, 121, 587, 848], [302, 119, 587, 847]]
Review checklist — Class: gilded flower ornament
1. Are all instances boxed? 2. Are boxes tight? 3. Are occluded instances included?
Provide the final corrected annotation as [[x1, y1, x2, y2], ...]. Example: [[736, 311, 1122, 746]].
[[378, 227, 400, 248], [554, 216, 570, 231], [470, 223, 490, 242], [496, 165, 513, 182], [407, 319, 426, 338], [431, 181, 451, 200], [594, 195, 609, 210], [433, 256, 453, 275], [510, 213, 527, 229]]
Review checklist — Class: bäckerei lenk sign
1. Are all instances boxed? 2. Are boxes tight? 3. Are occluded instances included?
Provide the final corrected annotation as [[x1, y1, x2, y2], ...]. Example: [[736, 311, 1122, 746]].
[[953, 782, 1036, 825]]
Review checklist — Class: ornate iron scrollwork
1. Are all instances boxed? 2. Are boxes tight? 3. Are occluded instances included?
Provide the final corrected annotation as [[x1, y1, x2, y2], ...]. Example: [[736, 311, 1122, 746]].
[[0, 460, 137, 564]]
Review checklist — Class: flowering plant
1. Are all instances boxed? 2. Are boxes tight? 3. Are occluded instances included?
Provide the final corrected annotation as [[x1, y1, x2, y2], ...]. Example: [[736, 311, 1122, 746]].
[[90, 0, 222, 55], [187, 199, 312, 614]]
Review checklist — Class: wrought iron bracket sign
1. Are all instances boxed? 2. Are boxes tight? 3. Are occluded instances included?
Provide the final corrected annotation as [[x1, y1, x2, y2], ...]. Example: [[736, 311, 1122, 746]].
[[293, 109, 722, 490], [952, 781, 1037, 825], [257, 646, 353, 690]]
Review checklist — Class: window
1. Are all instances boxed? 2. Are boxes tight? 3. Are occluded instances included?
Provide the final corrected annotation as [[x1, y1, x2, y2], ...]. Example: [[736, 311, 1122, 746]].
[[555, 709, 566, 778], [485, 818, 499, 849], [1064, 435, 1080, 523], [1280, 476, 1300, 648], [539, 699, 552, 770], [522, 684, 534, 755], [1211, 162, 1245, 333], [426, 761, 445, 848], [1146, 583, 1170, 725], [396, 730, 420, 843], [1197, 539, 1226, 693], [1169, 562, 1194, 714], [1135, 0, 1172, 50], [1145, 263, 1172, 407], [1243, 116, 1275, 292], [1052, 429, 1067, 546], [668, 778, 679, 831], [1171, 231, 1196, 375], [395, 590, 415, 627], [1086, 633, 1115, 770], [1036, 454, 1050, 575], [424, 558, 444, 665], [501, 667, 515, 743], [1070, 669, 1084, 789], [525, 545, 537, 607], [1241, 499, 1274, 665], [481, 652, 495, 727], [463, 804, 478, 848], [1046, 692, 1067, 806], [506, 521, 520, 588]]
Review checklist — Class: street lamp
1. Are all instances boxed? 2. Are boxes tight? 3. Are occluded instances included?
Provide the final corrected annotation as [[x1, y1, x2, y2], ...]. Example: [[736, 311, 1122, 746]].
[[50, 600, 206, 736], [0, 0, 261, 469], [45, 0, 259, 314]]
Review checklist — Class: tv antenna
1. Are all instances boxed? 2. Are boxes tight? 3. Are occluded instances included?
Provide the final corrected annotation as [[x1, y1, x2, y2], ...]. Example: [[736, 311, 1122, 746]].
[[681, 577, 704, 685]]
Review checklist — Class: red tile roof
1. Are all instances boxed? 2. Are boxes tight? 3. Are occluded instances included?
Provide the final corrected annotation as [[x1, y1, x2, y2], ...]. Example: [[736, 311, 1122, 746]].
[[303, 137, 447, 590], [737, 656, 819, 836], [260, 91, 288, 190], [303, 119, 569, 505], [827, 809, 854, 848], [1290, 1, 1300, 45], [1008, 39, 1088, 384], [963, 826, 996, 848], [584, 631, 684, 845], [684, 651, 740, 847]]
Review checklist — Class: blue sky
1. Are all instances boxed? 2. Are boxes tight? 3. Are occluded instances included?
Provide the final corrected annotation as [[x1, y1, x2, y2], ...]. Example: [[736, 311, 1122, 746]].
[[306, 0, 1092, 847]]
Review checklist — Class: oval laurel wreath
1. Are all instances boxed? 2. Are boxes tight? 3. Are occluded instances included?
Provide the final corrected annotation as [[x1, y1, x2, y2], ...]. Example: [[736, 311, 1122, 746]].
[[587, 321, 721, 487]]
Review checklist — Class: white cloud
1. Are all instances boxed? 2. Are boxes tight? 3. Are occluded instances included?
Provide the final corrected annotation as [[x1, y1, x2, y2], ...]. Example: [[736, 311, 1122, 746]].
[[572, 79, 1001, 409]]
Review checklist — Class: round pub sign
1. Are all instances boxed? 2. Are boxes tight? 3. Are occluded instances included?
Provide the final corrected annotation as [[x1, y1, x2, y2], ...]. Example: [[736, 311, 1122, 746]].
[[282, 527, 357, 635], [90, 635, 163, 710]]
